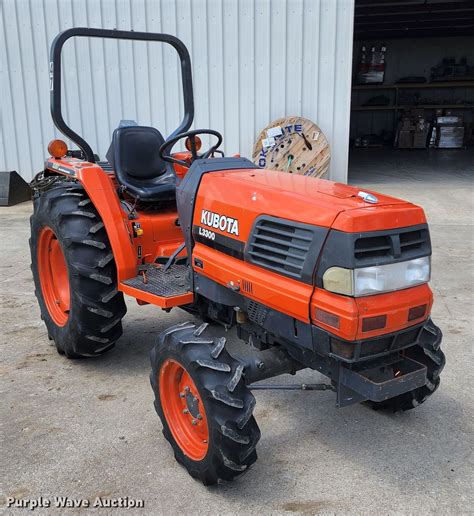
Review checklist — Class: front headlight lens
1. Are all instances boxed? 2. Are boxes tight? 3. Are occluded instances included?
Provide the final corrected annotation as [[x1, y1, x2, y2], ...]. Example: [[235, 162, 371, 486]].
[[353, 266, 385, 295], [405, 257, 431, 283], [323, 257, 431, 297]]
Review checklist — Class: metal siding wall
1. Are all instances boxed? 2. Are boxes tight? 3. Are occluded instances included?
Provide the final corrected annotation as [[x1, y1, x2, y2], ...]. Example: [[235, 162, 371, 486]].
[[1, 0, 354, 182]]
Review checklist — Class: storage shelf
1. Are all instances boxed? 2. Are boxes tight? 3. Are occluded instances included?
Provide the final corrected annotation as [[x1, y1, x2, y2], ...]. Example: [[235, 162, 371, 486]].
[[351, 80, 474, 141], [352, 81, 474, 90]]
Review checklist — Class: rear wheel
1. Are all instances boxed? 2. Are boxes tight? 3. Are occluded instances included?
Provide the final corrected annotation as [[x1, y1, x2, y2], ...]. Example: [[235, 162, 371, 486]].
[[30, 182, 127, 358], [37, 226, 71, 327], [368, 320, 445, 412], [150, 322, 260, 485]]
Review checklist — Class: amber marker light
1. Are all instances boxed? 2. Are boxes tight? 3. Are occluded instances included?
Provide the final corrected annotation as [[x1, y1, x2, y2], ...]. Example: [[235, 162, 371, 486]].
[[185, 135, 202, 152], [47, 139, 68, 158]]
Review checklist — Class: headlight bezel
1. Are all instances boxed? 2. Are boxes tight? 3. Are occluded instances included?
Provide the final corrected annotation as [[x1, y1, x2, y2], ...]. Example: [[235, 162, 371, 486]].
[[322, 256, 431, 297]]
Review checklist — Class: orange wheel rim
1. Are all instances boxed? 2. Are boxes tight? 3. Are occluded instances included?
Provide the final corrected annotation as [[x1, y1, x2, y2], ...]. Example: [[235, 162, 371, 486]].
[[159, 359, 209, 461], [37, 226, 70, 326]]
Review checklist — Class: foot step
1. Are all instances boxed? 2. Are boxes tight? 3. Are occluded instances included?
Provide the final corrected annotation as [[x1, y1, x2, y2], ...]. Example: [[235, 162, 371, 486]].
[[121, 264, 190, 297]]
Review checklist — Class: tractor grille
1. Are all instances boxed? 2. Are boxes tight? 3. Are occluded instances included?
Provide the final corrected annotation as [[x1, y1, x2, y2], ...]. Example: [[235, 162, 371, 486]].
[[354, 227, 430, 264], [354, 235, 392, 260], [330, 324, 423, 363], [247, 218, 313, 280], [400, 229, 427, 252]]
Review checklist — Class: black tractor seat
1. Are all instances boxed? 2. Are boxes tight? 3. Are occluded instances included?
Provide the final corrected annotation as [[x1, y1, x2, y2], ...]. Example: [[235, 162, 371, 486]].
[[106, 125, 176, 202]]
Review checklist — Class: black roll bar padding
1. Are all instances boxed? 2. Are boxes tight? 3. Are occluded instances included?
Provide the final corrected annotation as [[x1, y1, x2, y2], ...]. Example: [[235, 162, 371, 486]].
[[50, 27, 195, 163]]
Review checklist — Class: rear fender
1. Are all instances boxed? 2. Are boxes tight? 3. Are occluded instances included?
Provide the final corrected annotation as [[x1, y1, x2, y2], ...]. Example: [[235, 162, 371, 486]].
[[45, 158, 137, 281]]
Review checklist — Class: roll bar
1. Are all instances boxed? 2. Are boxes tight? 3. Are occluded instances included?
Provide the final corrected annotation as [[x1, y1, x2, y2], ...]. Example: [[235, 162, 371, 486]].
[[50, 27, 195, 163]]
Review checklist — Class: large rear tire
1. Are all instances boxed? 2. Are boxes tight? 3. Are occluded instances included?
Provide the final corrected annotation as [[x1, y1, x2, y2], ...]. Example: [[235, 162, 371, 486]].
[[150, 322, 260, 485], [368, 320, 445, 412], [30, 182, 127, 358]]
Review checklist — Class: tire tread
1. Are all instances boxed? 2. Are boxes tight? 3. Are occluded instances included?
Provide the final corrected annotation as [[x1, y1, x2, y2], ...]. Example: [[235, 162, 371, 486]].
[[30, 182, 126, 358], [150, 323, 260, 485]]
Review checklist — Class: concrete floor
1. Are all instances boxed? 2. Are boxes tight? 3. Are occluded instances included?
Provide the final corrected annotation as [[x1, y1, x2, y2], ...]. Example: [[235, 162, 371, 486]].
[[1, 149, 473, 514]]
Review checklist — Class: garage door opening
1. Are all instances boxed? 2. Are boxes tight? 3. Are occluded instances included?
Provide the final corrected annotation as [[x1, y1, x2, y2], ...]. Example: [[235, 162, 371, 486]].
[[348, 0, 474, 189]]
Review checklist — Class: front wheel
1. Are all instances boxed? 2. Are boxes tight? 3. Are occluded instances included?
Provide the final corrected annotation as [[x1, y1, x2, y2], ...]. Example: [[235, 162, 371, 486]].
[[150, 322, 260, 485]]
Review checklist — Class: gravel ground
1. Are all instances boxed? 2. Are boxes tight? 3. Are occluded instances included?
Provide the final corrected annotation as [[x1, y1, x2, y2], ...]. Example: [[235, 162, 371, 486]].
[[1, 150, 473, 515]]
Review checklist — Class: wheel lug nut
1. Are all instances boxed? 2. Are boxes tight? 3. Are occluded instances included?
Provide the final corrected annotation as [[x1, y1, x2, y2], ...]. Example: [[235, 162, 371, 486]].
[[203, 439, 208, 444], [179, 392, 185, 398], [183, 409, 189, 414], [184, 386, 190, 393], [191, 419, 197, 426]]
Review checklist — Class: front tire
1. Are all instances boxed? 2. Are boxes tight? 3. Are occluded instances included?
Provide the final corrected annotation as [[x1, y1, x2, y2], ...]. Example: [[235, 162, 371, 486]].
[[30, 182, 127, 358], [150, 322, 260, 485], [368, 319, 445, 412]]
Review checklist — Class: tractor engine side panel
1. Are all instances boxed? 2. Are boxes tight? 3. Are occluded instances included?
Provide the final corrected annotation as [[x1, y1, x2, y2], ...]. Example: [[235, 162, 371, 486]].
[[190, 173, 329, 323], [192, 242, 314, 322]]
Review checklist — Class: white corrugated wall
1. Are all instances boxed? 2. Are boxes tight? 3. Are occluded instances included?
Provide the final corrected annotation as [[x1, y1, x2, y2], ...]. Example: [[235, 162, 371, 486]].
[[1, 0, 354, 181]]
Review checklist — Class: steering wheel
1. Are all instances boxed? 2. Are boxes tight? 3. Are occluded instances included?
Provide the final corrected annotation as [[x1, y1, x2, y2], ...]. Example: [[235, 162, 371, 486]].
[[159, 129, 223, 167]]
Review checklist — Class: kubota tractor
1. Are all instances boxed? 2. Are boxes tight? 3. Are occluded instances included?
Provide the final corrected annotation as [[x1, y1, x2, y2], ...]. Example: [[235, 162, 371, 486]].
[[30, 28, 445, 485]]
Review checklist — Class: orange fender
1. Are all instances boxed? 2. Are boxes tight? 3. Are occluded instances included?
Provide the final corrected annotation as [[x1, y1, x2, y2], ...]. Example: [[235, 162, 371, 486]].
[[45, 158, 137, 281]]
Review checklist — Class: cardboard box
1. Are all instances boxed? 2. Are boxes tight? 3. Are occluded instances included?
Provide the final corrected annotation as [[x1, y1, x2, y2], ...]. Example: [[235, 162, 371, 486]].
[[413, 131, 428, 148], [437, 126, 464, 148], [356, 70, 385, 84], [401, 121, 415, 130], [398, 130, 413, 148], [437, 116, 462, 124]]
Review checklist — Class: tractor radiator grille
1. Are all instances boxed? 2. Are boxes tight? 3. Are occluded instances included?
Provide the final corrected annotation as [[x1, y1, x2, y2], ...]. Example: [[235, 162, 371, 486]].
[[247, 218, 313, 280], [354, 235, 392, 260], [354, 227, 430, 263], [399, 229, 427, 252]]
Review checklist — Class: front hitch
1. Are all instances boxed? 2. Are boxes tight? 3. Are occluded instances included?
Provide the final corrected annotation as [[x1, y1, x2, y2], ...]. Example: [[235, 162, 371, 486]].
[[335, 319, 442, 407], [336, 355, 427, 407]]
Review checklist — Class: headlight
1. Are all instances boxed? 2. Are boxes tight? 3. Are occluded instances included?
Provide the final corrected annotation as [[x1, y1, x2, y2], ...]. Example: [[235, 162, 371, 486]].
[[322, 257, 431, 297]]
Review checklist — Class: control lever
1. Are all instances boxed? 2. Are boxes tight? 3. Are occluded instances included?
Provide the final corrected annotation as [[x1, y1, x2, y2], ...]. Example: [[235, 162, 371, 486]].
[[162, 242, 186, 273]]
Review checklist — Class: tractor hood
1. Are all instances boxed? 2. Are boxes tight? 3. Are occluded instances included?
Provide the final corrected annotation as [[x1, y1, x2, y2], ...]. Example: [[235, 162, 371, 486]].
[[194, 168, 426, 239]]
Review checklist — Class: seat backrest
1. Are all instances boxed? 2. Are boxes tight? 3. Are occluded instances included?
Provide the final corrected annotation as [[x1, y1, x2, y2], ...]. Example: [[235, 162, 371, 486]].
[[109, 126, 168, 180]]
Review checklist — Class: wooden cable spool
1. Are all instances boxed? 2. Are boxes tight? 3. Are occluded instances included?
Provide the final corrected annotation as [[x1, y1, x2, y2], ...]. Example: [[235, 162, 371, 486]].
[[252, 116, 330, 178]]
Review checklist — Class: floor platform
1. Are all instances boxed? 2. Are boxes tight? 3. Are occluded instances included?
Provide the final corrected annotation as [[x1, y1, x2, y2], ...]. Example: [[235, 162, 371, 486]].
[[120, 264, 193, 308]]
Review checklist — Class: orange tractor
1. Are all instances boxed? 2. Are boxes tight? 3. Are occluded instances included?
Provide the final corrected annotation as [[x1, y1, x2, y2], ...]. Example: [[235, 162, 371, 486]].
[[30, 28, 444, 485]]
